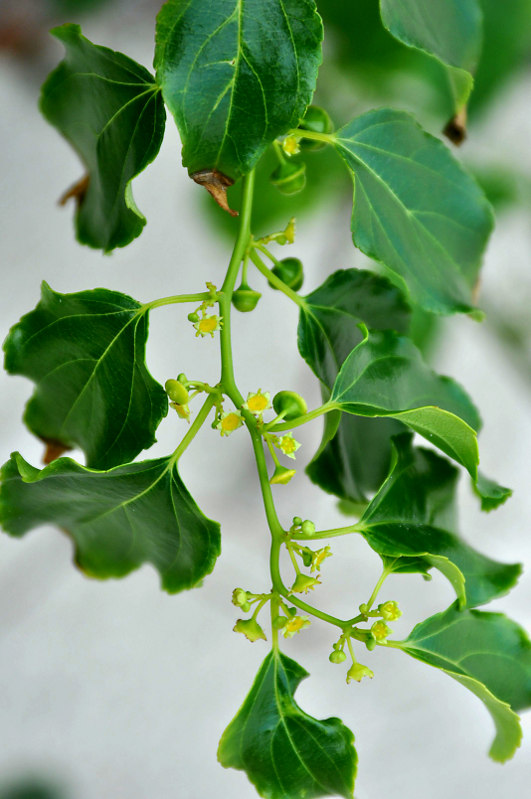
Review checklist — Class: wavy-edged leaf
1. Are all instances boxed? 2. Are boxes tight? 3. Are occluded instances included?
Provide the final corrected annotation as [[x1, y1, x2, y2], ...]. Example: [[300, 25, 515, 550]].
[[329, 328, 481, 477], [4, 283, 167, 471], [0, 452, 220, 593], [393, 603, 531, 761], [358, 435, 521, 608], [40, 24, 165, 251], [218, 650, 356, 799], [297, 269, 411, 502], [154, 0, 323, 182], [333, 109, 493, 314], [379, 0, 482, 109], [474, 471, 513, 512]]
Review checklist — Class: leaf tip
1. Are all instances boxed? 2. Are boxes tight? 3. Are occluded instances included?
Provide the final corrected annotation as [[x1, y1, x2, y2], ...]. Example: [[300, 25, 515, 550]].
[[443, 107, 468, 146], [191, 169, 238, 217]]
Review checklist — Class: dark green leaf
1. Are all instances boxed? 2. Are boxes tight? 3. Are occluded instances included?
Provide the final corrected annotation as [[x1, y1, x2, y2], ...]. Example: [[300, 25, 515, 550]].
[[40, 24, 165, 251], [0, 452, 221, 593], [297, 269, 410, 502], [4, 283, 167, 471], [218, 650, 357, 799], [394, 602, 531, 761], [474, 471, 513, 512], [379, 0, 482, 109], [334, 109, 493, 314], [330, 328, 481, 477], [359, 435, 521, 607], [154, 0, 322, 181]]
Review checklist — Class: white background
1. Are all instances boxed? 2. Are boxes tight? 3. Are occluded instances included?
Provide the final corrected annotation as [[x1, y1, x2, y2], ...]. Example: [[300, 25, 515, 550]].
[[0, 5, 530, 798]]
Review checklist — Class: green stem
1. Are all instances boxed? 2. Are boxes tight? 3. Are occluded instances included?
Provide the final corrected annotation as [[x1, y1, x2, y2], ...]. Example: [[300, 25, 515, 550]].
[[292, 524, 364, 541], [143, 292, 212, 311], [268, 403, 335, 432], [249, 249, 306, 309], [169, 395, 216, 466], [365, 566, 392, 611], [286, 542, 301, 575], [288, 128, 336, 145]]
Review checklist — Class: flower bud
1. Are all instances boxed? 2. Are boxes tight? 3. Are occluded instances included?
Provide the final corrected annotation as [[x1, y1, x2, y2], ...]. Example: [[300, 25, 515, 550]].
[[292, 516, 303, 527], [346, 663, 374, 683], [371, 620, 392, 642], [272, 390, 307, 420], [233, 618, 267, 643], [187, 312, 199, 323], [298, 105, 334, 151], [301, 520, 315, 536], [301, 549, 313, 568], [269, 257, 304, 291], [165, 379, 190, 406], [177, 373, 187, 384], [270, 160, 306, 195], [329, 650, 347, 664], [232, 283, 262, 312], [273, 616, 287, 629]]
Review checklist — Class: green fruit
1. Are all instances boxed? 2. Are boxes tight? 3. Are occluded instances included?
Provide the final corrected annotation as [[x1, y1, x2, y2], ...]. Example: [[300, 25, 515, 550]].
[[272, 390, 308, 420], [268, 257, 304, 291], [165, 379, 190, 405], [329, 650, 347, 664], [299, 105, 333, 151], [270, 160, 306, 195], [187, 312, 199, 323], [232, 283, 262, 312]]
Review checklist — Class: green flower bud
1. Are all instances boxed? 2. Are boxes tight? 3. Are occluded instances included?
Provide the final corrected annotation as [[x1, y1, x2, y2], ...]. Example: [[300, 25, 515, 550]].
[[270, 160, 306, 195], [268, 257, 304, 291], [232, 283, 262, 312], [346, 662, 374, 683], [298, 105, 334, 151], [301, 520, 315, 536], [177, 373, 187, 384], [365, 636, 376, 651], [233, 617, 267, 643], [329, 650, 347, 664], [301, 549, 313, 568], [272, 390, 307, 420], [273, 616, 287, 629], [165, 379, 190, 406], [187, 312, 199, 323], [292, 516, 303, 527], [232, 588, 248, 607], [377, 600, 402, 621], [241, 601, 251, 612]]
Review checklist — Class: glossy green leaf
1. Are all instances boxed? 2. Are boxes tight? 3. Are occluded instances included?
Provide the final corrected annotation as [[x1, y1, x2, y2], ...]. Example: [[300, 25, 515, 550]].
[[379, 0, 482, 109], [0, 452, 221, 593], [334, 109, 493, 314], [359, 435, 521, 607], [154, 0, 322, 181], [474, 471, 513, 512], [297, 269, 410, 502], [394, 603, 531, 761], [40, 24, 165, 251], [4, 283, 167, 471], [329, 328, 481, 477], [218, 650, 357, 799]]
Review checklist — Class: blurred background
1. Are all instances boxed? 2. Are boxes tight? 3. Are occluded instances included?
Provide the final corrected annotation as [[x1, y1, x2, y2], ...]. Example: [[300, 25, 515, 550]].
[[0, 1, 530, 797]]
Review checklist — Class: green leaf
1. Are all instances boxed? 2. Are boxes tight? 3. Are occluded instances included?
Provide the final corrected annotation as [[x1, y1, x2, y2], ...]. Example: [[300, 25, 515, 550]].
[[379, 0, 482, 109], [0, 452, 221, 593], [474, 471, 513, 512], [329, 328, 481, 477], [3, 283, 167, 471], [154, 0, 323, 181], [297, 269, 410, 502], [40, 24, 165, 251], [333, 109, 493, 314], [359, 435, 521, 607], [394, 603, 531, 761], [218, 650, 357, 799]]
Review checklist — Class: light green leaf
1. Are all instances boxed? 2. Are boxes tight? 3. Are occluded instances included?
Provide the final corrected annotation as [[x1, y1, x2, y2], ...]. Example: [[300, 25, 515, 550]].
[[40, 24, 166, 251], [334, 109, 493, 314], [0, 452, 221, 593], [154, 0, 323, 182], [474, 471, 513, 512], [379, 0, 482, 109], [329, 329, 481, 477], [359, 435, 521, 607], [3, 283, 167, 471], [218, 650, 357, 799], [394, 603, 531, 761]]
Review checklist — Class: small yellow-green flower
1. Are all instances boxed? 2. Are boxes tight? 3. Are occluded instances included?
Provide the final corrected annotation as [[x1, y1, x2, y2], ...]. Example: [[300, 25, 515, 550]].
[[291, 573, 321, 594], [311, 546, 332, 572], [283, 615, 310, 638], [170, 402, 190, 420], [346, 663, 374, 683], [371, 620, 392, 642], [377, 600, 402, 621], [275, 433, 301, 460], [282, 135, 301, 156], [233, 618, 267, 643], [243, 389, 271, 416], [216, 410, 243, 436], [194, 314, 223, 338], [269, 465, 296, 485], [279, 217, 296, 245]]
